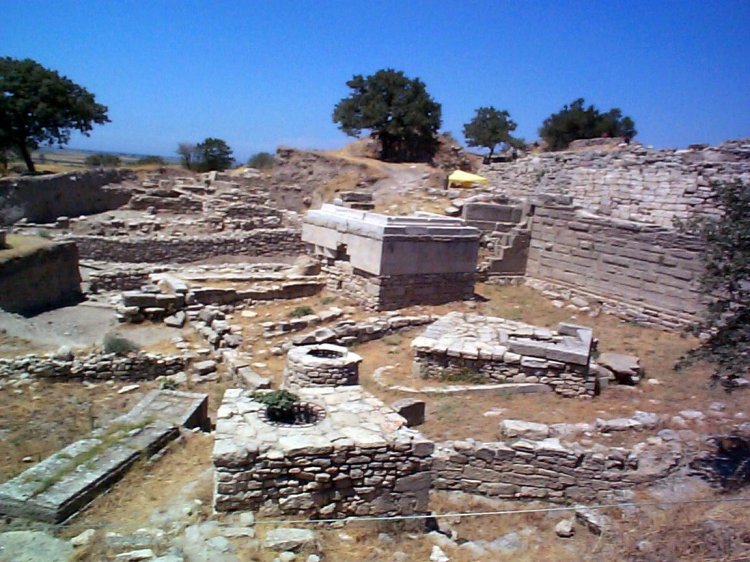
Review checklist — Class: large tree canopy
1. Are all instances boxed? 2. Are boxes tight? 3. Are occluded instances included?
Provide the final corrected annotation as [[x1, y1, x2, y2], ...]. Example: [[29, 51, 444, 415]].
[[463, 106, 518, 159], [0, 57, 109, 172], [538, 98, 636, 150], [332, 69, 442, 162]]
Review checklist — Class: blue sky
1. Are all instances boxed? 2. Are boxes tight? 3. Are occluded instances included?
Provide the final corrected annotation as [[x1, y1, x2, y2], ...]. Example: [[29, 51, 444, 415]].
[[4, 1, 750, 160]]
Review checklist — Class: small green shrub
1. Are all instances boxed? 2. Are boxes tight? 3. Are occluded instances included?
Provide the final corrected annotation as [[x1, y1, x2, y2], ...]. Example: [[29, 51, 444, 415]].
[[135, 155, 165, 166], [84, 153, 121, 167], [288, 305, 314, 318], [103, 332, 140, 355], [320, 296, 337, 305], [252, 389, 299, 423], [247, 151, 275, 170]]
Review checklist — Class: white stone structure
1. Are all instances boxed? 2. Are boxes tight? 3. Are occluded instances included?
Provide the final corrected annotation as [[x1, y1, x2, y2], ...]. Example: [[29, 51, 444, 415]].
[[284, 344, 362, 387], [412, 312, 596, 397], [302, 204, 481, 309]]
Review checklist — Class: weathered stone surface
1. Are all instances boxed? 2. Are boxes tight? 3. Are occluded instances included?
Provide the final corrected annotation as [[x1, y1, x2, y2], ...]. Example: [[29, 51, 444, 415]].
[[391, 398, 426, 427], [597, 353, 643, 385], [499, 419, 551, 440], [263, 528, 317, 552], [555, 519, 575, 538], [0, 530, 74, 562]]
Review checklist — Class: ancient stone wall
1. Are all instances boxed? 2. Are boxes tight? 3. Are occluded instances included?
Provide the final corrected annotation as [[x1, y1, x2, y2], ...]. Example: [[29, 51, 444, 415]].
[[527, 204, 704, 328], [0, 169, 133, 225], [432, 437, 680, 504], [68, 229, 304, 263], [0, 351, 186, 380], [0, 239, 81, 314], [284, 344, 361, 387], [323, 262, 475, 310], [481, 139, 750, 226]]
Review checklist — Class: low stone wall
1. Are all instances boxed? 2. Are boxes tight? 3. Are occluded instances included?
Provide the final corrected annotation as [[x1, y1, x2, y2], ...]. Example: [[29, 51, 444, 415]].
[[432, 437, 681, 504], [67, 229, 304, 263], [412, 312, 595, 398], [0, 237, 81, 314], [87, 264, 171, 293], [284, 344, 362, 387], [0, 169, 133, 225], [0, 351, 186, 380], [213, 387, 434, 517], [292, 314, 435, 347], [527, 204, 705, 328], [324, 262, 475, 310]]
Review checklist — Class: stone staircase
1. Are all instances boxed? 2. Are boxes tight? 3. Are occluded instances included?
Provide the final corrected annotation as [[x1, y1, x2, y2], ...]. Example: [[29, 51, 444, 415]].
[[461, 200, 532, 278]]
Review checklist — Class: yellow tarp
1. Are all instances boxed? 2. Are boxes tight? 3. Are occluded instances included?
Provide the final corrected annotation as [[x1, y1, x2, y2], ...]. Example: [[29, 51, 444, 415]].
[[447, 170, 488, 189]]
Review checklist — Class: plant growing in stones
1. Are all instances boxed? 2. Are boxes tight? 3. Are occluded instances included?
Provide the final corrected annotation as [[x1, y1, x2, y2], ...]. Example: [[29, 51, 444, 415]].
[[252, 389, 300, 423], [288, 305, 314, 318], [103, 332, 140, 355], [675, 180, 750, 389]]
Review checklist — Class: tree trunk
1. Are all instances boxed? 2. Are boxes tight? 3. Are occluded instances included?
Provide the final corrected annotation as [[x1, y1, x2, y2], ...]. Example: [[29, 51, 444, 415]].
[[16, 142, 35, 173]]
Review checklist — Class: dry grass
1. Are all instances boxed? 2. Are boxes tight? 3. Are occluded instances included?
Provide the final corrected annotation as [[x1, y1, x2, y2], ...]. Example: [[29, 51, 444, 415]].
[[0, 234, 52, 261]]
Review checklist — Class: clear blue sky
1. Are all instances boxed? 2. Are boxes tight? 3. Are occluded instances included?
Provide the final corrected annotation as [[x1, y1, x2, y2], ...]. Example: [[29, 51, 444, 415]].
[[4, 1, 750, 160]]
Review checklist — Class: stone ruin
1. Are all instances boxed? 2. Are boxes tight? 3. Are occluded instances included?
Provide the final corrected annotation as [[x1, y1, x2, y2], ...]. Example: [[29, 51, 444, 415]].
[[213, 343, 434, 518], [284, 344, 362, 387], [411, 312, 596, 398], [302, 204, 481, 310]]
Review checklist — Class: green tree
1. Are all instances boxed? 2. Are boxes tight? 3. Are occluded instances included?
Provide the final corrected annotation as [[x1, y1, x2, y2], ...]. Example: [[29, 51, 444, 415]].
[[176, 142, 196, 170], [135, 155, 165, 166], [84, 152, 121, 167], [463, 106, 518, 160], [0, 57, 109, 173], [539, 98, 636, 150], [247, 151, 275, 170], [676, 180, 750, 390], [332, 69, 442, 162], [194, 137, 234, 171]]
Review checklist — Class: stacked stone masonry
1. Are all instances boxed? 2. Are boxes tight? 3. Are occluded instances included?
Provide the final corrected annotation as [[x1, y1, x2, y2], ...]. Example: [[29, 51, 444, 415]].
[[284, 344, 362, 387], [527, 204, 705, 328], [481, 139, 750, 226], [412, 312, 595, 398], [432, 437, 681, 503], [0, 352, 186, 380], [67, 229, 304, 263], [213, 387, 434, 518]]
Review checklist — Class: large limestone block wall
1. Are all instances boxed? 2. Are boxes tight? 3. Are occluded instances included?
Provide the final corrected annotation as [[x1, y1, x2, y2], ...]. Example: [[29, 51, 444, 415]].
[[481, 139, 750, 226], [0, 169, 133, 225], [0, 238, 81, 314], [527, 204, 704, 328], [68, 229, 304, 263]]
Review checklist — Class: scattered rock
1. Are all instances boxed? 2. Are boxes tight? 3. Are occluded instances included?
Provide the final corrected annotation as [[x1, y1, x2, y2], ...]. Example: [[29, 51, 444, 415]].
[[575, 507, 611, 535], [263, 528, 317, 552], [555, 519, 575, 538], [71, 528, 96, 547], [597, 352, 643, 385], [165, 311, 186, 328], [499, 419, 550, 440], [429, 545, 450, 562], [118, 384, 140, 394], [115, 549, 156, 561], [193, 360, 217, 376], [0, 530, 74, 562]]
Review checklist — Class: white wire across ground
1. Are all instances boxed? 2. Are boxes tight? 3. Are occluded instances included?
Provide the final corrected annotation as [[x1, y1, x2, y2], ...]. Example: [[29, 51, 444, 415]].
[[254, 496, 750, 526]]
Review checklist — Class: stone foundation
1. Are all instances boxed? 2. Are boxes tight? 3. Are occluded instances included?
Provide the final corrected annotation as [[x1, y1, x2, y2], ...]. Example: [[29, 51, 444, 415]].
[[213, 387, 434, 517], [412, 312, 595, 398], [433, 437, 681, 503], [284, 344, 362, 387], [0, 236, 81, 314], [324, 262, 475, 310]]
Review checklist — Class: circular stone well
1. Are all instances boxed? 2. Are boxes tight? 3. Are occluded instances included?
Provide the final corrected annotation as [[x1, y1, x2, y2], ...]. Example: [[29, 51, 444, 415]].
[[284, 343, 362, 387]]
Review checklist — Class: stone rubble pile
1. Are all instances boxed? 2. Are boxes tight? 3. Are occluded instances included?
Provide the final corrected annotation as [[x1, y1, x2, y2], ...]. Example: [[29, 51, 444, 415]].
[[261, 307, 344, 337]]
